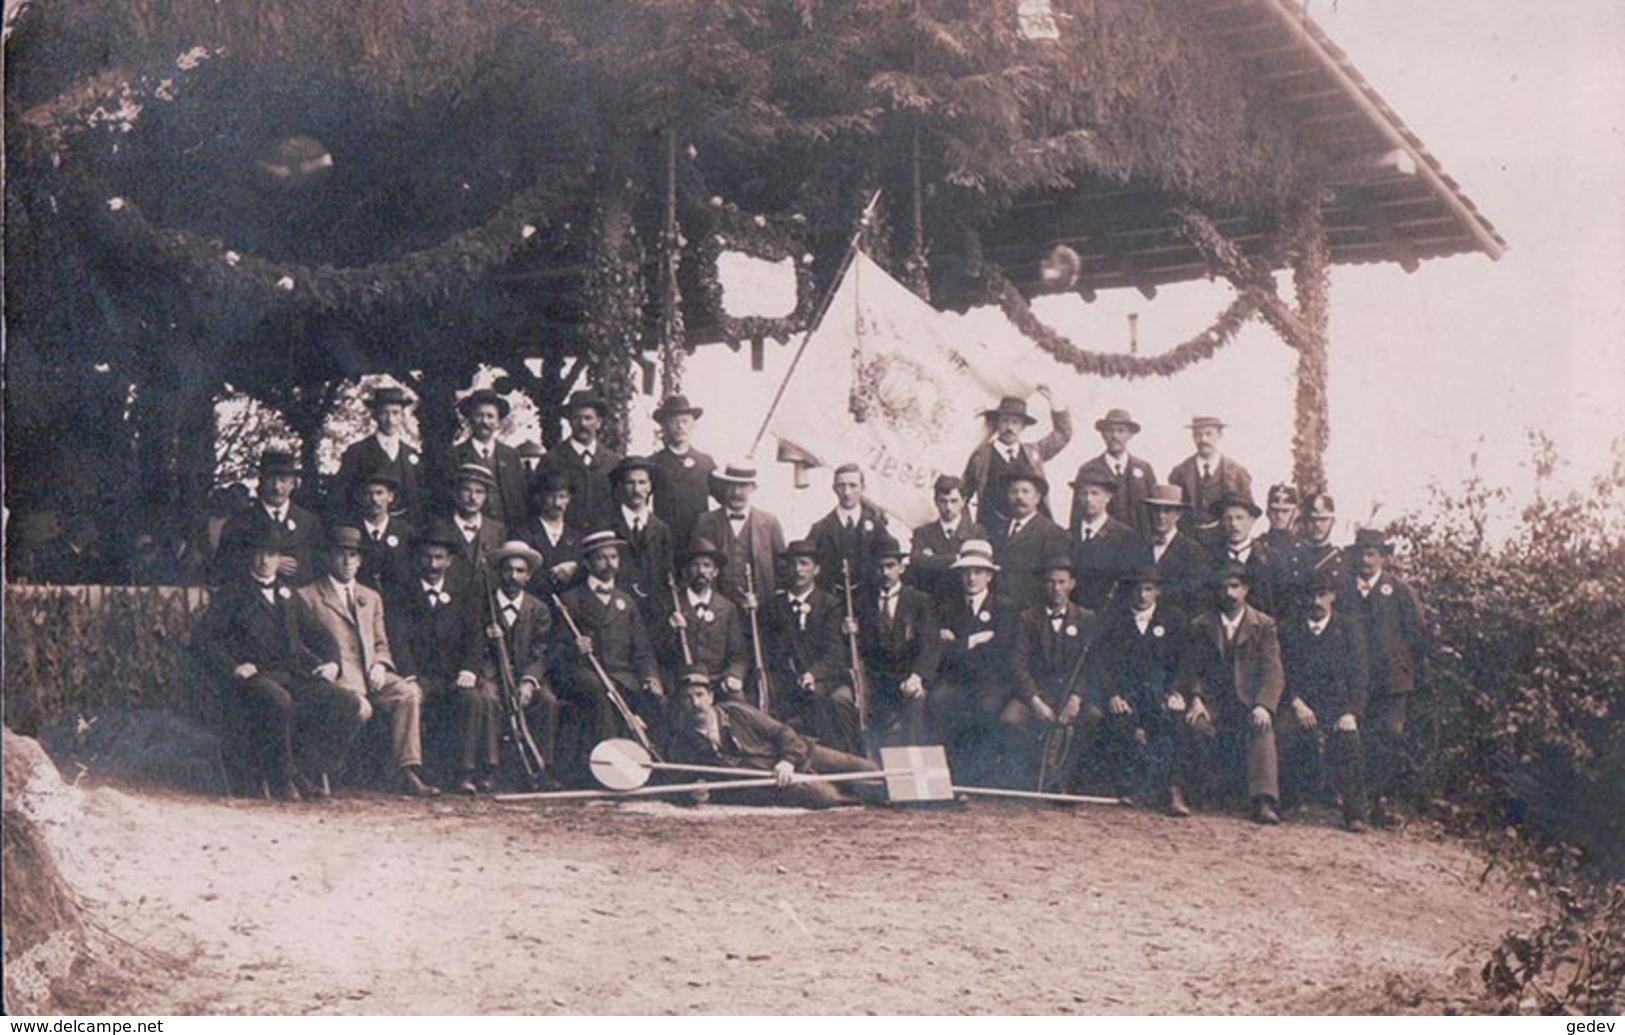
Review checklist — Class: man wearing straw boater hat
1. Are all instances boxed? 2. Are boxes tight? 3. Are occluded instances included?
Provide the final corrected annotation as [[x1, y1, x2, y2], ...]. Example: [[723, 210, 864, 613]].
[[469, 539, 559, 794], [659, 537, 751, 702], [856, 534, 941, 746], [330, 383, 424, 523], [1141, 483, 1209, 616], [1166, 415, 1253, 550], [762, 539, 860, 755], [692, 459, 787, 602], [960, 386, 1072, 527], [534, 389, 622, 533], [446, 387, 529, 530], [648, 394, 717, 553], [215, 447, 324, 587], [928, 539, 1021, 784], [1068, 407, 1159, 540]]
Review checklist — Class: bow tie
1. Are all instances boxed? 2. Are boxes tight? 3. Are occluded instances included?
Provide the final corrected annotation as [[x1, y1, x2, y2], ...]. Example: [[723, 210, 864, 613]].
[[460, 520, 480, 534], [789, 599, 810, 613], [590, 580, 615, 599], [694, 604, 714, 621], [728, 512, 747, 523]]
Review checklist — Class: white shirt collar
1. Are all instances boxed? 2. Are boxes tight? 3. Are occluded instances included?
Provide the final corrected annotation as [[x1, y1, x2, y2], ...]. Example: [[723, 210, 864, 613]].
[[588, 577, 615, 595], [1307, 615, 1330, 636], [966, 589, 988, 612], [1221, 608, 1245, 638], [622, 504, 648, 527], [687, 587, 713, 608], [571, 438, 597, 459], [1079, 514, 1108, 538]]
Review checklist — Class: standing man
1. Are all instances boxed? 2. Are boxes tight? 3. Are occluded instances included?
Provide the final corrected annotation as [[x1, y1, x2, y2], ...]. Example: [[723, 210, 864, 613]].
[[1166, 416, 1253, 550], [806, 463, 890, 594], [1003, 557, 1100, 791], [330, 384, 424, 522], [988, 472, 1069, 610], [1070, 469, 1147, 613], [446, 388, 529, 530], [198, 524, 363, 800], [1278, 570, 1371, 831], [292, 526, 437, 797], [1068, 407, 1158, 540], [1179, 561, 1285, 825], [1261, 484, 1303, 615], [215, 449, 324, 587], [607, 455, 675, 616], [648, 394, 716, 553], [1142, 485, 1209, 616], [534, 390, 621, 533], [905, 474, 987, 609], [960, 387, 1072, 527], [692, 462, 787, 603], [858, 535, 941, 746], [929, 540, 1021, 785], [659, 538, 751, 702], [1286, 493, 1347, 619], [1208, 493, 1278, 619], [352, 472, 414, 596], [473, 541, 558, 794], [762, 540, 859, 755], [447, 463, 507, 583], [517, 469, 583, 596], [1340, 528, 1431, 829]]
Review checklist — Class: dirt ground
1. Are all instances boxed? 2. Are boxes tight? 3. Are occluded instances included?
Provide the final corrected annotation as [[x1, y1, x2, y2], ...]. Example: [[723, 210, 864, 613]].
[[6, 751, 1538, 1017]]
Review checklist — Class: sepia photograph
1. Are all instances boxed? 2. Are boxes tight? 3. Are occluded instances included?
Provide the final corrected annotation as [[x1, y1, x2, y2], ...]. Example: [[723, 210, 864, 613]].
[[3, 0, 1621, 1018]]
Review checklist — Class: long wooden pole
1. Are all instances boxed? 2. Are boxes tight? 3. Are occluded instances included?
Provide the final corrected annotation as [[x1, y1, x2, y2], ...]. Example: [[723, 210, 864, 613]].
[[494, 769, 889, 804]]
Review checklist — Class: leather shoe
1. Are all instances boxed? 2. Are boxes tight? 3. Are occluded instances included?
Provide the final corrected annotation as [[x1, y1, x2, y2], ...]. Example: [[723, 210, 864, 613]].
[[1252, 800, 1282, 825], [401, 769, 441, 798], [1166, 786, 1192, 818], [475, 774, 498, 794], [453, 775, 478, 796]]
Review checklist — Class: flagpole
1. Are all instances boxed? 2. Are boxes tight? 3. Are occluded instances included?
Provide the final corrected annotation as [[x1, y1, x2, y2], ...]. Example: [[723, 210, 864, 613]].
[[746, 189, 883, 459]]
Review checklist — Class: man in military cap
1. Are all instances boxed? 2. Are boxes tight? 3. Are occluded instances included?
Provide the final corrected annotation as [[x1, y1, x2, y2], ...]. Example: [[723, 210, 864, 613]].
[[608, 455, 674, 616], [806, 463, 890, 595], [1070, 468, 1147, 612], [446, 388, 529, 530], [648, 394, 717, 553], [857, 535, 941, 746], [1069, 407, 1159, 540], [660, 538, 751, 702], [988, 471, 1070, 610], [692, 461, 787, 603], [534, 390, 622, 533], [905, 474, 987, 610], [1166, 416, 1254, 550], [761, 540, 860, 754], [1285, 493, 1347, 618], [960, 386, 1072, 527], [215, 448, 324, 586], [330, 384, 424, 522]]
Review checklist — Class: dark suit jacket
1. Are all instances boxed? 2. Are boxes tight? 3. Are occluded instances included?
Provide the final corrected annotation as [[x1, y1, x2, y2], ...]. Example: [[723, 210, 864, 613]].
[[1149, 532, 1210, 616], [1068, 452, 1159, 540], [1338, 572, 1429, 694], [1182, 605, 1285, 718], [693, 507, 786, 602], [807, 501, 891, 593], [989, 512, 1071, 609], [763, 588, 849, 688], [937, 591, 1020, 693], [1012, 601, 1100, 705], [447, 438, 530, 530], [1092, 602, 1188, 716], [668, 701, 811, 772], [1208, 539, 1280, 619], [355, 517, 416, 597], [858, 584, 942, 688], [1166, 454, 1253, 546], [904, 519, 988, 607], [331, 434, 425, 521], [516, 519, 585, 596], [481, 590, 553, 687], [533, 440, 620, 533], [197, 577, 321, 682], [553, 582, 660, 691], [448, 515, 507, 585], [1279, 611, 1370, 720], [214, 503, 324, 587], [658, 589, 750, 697], [1071, 517, 1147, 612], [961, 409, 1074, 524], [610, 508, 675, 614], [385, 578, 483, 686], [649, 447, 717, 552]]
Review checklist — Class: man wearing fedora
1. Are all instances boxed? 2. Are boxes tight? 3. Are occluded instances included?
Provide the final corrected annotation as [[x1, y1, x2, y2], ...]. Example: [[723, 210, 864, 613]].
[[292, 526, 437, 796], [551, 529, 665, 780], [1004, 556, 1101, 791], [1167, 415, 1253, 550], [988, 471, 1070, 610], [1339, 528, 1432, 828], [198, 524, 363, 800], [215, 448, 324, 587], [807, 462, 891, 595], [693, 461, 787, 603], [608, 455, 675, 617], [1141, 484, 1209, 616], [447, 463, 507, 583], [1178, 560, 1285, 824], [1070, 468, 1147, 612], [857, 535, 941, 746], [960, 386, 1072, 527], [929, 540, 1021, 784], [905, 474, 988, 611], [351, 471, 415, 597], [517, 467, 584, 595], [330, 384, 424, 523], [471, 539, 559, 794], [446, 388, 529, 530], [648, 394, 717, 553], [762, 540, 861, 754], [534, 390, 622, 534], [1208, 492, 1279, 618], [1069, 407, 1159, 540], [660, 538, 751, 702]]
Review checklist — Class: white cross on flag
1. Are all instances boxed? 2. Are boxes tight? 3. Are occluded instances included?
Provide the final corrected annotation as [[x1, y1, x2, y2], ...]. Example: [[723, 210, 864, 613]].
[[880, 745, 954, 804]]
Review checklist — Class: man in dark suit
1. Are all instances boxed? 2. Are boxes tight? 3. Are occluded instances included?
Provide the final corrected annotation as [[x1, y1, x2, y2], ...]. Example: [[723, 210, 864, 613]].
[[1068, 407, 1158, 540], [857, 535, 940, 746], [1166, 415, 1253, 550], [516, 468, 583, 596], [607, 455, 674, 619], [1179, 561, 1286, 824], [1070, 469, 1147, 612], [1142, 484, 1209, 616], [806, 463, 890, 595], [1090, 569, 1194, 815], [692, 462, 787, 603], [929, 540, 1021, 785], [1003, 557, 1100, 791], [1207, 492, 1281, 619], [905, 475, 987, 610], [330, 384, 425, 522], [550, 530, 665, 781], [197, 524, 362, 799], [534, 391, 621, 533], [1339, 529, 1432, 828], [960, 388, 1072, 527], [762, 540, 860, 755], [1260, 484, 1304, 615], [1278, 570, 1371, 831], [648, 394, 716, 553], [447, 463, 507, 583], [215, 449, 324, 587], [658, 538, 751, 702], [351, 472, 415, 597], [988, 471, 1070, 610], [1284, 493, 1347, 620], [445, 388, 529, 529], [471, 540, 559, 794]]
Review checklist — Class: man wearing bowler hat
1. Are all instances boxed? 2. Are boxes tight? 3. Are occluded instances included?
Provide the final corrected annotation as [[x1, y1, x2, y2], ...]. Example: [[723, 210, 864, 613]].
[[1069, 407, 1159, 540], [331, 384, 424, 523], [1003, 556, 1101, 791], [1208, 491, 1279, 618], [660, 538, 751, 701], [215, 448, 325, 587], [607, 455, 674, 616], [988, 470, 1070, 610], [351, 471, 414, 596], [960, 386, 1072, 527], [447, 463, 507, 582], [1141, 484, 1209, 616], [446, 387, 530, 530], [762, 540, 861, 755], [692, 460, 787, 602], [1167, 415, 1253, 550], [1070, 467, 1147, 612], [535, 390, 622, 533], [648, 394, 717, 552], [857, 535, 941, 746]]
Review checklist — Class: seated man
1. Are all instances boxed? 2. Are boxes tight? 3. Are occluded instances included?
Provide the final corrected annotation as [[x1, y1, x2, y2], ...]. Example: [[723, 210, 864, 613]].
[[1002, 557, 1100, 792], [928, 540, 1020, 786], [659, 537, 751, 702], [668, 671, 878, 809], [197, 524, 363, 799], [473, 540, 560, 794], [761, 540, 860, 755], [857, 535, 941, 746], [292, 526, 438, 796]]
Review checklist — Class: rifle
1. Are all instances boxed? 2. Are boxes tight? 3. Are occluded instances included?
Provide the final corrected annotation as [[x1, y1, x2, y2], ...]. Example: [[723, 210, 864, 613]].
[[667, 572, 695, 668], [1036, 624, 1093, 793], [486, 582, 550, 788], [839, 558, 874, 758], [743, 563, 773, 715], [549, 590, 662, 760]]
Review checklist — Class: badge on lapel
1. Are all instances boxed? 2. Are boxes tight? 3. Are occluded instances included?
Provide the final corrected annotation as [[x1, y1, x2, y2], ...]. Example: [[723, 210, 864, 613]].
[[1065, 624, 1078, 637], [683, 456, 695, 468], [1381, 583, 1394, 596], [408, 453, 420, 466], [615, 598, 627, 612]]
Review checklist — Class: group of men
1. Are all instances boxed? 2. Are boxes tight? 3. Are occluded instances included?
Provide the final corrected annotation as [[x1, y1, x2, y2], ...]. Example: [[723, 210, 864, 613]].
[[203, 384, 1432, 830]]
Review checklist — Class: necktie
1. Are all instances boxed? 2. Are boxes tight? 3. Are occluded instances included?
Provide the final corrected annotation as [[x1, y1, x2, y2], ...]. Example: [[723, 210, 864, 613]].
[[631, 517, 642, 535], [372, 528, 383, 542], [1008, 518, 1024, 538], [1110, 460, 1123, 478], [1081, 527, 1093, 542], [582, 452, 594, 468], [342, 584, 357, 620], [791, 599, 809, 630], [426, 589, 439, 610]]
